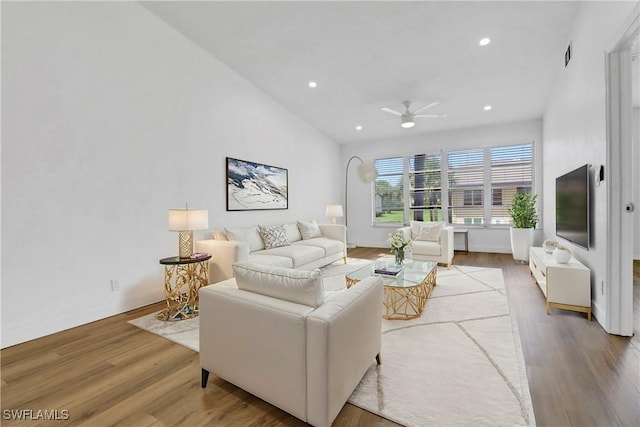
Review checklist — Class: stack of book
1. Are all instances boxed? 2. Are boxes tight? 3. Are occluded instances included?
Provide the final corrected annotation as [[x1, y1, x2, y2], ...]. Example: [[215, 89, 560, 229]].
[[374, 265, 402, 276]]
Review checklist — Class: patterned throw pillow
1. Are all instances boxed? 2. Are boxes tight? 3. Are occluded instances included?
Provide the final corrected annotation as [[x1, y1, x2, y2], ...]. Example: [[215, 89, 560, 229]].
[[259, 224, 290, 249], [411, 221, 443, 242]]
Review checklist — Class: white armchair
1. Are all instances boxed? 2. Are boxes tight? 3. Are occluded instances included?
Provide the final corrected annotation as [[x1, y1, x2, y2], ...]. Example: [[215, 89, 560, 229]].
[[199, 262, 383, 427], [397, 221, 454, 267]]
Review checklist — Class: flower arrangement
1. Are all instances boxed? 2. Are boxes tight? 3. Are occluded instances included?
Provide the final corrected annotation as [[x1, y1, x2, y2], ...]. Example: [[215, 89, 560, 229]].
[[388, 233, 412, 265], [543, 239, 559, 253]]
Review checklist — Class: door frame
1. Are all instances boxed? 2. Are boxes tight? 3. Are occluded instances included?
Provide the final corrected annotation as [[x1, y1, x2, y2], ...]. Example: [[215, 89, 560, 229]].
[[604, 6, 638, 336]]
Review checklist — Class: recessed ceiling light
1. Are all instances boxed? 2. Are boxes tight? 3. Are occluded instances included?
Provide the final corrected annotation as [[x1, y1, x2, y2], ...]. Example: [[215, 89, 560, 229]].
[[355, 125, 363, 131], [479, 38, 491, 46], [308, 81, 317, 88], [483, 105, 493, 111]]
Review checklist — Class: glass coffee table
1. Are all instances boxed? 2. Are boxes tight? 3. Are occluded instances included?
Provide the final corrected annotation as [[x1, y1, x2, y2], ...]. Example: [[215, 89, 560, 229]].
[[346, 259, 438, 320]]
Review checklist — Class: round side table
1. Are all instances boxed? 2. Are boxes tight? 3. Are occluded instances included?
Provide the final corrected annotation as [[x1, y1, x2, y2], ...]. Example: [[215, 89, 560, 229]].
[[157, 255, 211, 321]]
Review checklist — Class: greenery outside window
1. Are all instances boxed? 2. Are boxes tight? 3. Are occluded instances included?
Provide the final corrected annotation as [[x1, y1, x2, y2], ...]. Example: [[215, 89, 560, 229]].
[[372, 142, 534, 226], [410, 153, 442, 222], [374, 157, 404, 223]]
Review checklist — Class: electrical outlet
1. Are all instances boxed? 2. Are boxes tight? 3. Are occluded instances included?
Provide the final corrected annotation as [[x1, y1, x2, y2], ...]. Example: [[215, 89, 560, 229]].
[[110, 279, 120, 292]]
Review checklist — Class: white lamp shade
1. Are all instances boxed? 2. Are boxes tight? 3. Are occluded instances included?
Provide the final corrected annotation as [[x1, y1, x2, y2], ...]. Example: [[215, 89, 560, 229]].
[[325, 204, 344, 218], [168, 209, 209, 231], [358, 162, 378, 183]]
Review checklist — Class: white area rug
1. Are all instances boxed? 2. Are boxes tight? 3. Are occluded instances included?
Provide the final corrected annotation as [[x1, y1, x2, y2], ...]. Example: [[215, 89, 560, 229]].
[[128, 260, 535, 427]]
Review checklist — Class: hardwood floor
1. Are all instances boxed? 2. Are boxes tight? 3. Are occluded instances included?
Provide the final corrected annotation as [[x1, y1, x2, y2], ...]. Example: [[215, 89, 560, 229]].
[[1, 250, 638, 426]]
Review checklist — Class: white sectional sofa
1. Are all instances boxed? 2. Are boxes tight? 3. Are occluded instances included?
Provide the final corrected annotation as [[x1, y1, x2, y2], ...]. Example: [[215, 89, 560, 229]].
[[195, 220, 347, 284], [199, 262, 383, 427]]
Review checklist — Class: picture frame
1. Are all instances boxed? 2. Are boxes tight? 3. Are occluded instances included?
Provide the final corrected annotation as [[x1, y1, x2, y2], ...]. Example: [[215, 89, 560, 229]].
[[226, 157, 288, 211]]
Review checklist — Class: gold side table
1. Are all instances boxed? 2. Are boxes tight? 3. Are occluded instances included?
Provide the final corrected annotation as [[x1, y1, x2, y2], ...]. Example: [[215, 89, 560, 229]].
[[157, 255, 211, 321]]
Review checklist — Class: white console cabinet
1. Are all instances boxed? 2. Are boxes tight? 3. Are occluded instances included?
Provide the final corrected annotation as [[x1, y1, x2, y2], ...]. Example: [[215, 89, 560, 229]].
[[529, 247, 591, 320]]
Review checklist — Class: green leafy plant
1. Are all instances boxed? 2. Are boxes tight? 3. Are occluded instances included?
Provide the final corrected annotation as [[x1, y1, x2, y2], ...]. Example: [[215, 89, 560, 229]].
[[509, 192, 538, 229]]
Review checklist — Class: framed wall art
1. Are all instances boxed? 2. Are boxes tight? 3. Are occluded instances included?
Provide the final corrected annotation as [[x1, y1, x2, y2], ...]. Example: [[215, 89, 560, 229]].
[[226, 157, 288, 211]]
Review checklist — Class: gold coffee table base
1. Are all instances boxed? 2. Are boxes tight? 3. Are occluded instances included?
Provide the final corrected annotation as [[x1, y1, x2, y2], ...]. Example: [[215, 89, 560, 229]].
[[346, 260, 438, 320], [383, 266, 437, 320]]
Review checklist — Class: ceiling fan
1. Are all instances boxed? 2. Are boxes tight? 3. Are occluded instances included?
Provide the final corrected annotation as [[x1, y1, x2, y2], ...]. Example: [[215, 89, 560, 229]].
[[381, 100, 447, 128]]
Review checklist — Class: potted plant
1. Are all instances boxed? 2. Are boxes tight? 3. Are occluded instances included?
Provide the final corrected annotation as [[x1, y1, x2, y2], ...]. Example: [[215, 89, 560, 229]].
[[509, 192, 538, 263]]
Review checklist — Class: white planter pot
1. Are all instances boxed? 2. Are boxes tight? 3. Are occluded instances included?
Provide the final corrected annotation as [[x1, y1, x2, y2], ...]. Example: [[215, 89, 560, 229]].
[[510, 227, 534, 262]]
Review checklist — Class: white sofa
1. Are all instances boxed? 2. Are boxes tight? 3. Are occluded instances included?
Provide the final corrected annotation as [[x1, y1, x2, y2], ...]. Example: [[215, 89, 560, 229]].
[[199, 262, 383, 427], [196, 221, 347, 284], [397, 221, 454, 267]]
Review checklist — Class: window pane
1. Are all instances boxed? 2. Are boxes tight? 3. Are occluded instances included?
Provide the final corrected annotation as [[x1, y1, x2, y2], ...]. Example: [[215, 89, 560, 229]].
[[491, 144, 533, 224], [374, 157, 404, 223], [410, 153, 442, 222], [448, 149, 484, 225]]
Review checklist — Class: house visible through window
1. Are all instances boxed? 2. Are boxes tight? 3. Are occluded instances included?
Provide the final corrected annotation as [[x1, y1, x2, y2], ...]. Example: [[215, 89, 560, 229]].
[[463, 189, 483, 206], [448, 149, 484, 225], [371, 142, 534, 226]]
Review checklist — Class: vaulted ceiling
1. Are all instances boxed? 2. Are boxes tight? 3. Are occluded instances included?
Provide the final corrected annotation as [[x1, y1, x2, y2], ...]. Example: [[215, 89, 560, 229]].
[[142, 1, 583, 143]]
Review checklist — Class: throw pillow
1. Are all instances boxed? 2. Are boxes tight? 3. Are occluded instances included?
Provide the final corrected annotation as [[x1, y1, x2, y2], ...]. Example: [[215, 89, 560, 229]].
[[233, 262, 325, 308], [212, 229, 228, 240], [411, 220, 443, 242], [258, 224, 290, 249], [225, 226, 265, 252], [297, 220, 322, 240], [283, 221, 302, 243]]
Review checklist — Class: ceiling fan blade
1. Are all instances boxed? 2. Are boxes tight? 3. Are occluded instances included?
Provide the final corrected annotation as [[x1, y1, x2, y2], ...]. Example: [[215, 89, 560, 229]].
[[412, 101, 440, 114], [414, 114, 447, 118], [380, 107, 403, 116]]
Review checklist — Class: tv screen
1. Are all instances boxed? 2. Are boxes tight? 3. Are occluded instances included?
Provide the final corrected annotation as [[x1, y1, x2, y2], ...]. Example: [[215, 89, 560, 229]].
[[556, 164, 590, 249]]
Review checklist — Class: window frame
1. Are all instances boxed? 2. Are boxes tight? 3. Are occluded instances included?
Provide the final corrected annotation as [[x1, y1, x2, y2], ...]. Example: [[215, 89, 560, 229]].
[[371, 142, 535, 228]]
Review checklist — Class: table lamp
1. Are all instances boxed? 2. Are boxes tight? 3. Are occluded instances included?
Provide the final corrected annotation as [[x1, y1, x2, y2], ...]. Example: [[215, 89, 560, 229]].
[[325, 204, 344, 224], [168, 206, 209, 258]]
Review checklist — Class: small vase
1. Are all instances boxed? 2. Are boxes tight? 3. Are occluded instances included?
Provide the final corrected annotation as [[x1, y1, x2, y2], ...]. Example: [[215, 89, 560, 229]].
[[553, 247, 571, 264], [395, 250, 405, 266]]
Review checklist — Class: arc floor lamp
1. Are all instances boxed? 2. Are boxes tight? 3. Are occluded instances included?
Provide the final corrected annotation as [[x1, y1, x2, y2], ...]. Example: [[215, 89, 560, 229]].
[[345, 156, 378, 247]]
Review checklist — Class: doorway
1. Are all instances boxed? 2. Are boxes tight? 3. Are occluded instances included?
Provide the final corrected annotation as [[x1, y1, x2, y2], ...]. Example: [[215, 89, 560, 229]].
[[605, 8, 638, 336]]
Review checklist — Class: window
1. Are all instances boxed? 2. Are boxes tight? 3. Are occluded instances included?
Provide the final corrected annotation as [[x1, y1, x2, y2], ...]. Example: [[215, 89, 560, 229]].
[[409, 154, 442, 222], [371, 142, 534, 226], [374, 157, 404, 223], [492, 188, 503, 206], [448, 149, 484, 225], [491, 145, 533, 224], [463, 189, 483, 206]]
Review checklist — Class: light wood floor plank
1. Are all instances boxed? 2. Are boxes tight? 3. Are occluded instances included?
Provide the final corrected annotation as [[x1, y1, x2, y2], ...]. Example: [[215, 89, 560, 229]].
[[1, 249, 637, 426]]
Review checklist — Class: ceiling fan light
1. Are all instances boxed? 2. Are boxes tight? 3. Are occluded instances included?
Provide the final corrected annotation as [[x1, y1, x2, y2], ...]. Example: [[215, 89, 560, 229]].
[[401, 115, 415, 128]]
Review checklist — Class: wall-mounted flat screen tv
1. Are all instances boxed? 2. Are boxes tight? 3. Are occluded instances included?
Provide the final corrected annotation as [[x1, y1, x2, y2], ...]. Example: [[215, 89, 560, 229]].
[[556, 164, 590, 249]]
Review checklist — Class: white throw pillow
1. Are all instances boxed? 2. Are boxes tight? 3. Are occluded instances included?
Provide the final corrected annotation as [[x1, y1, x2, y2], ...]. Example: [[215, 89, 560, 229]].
[[297, 220, 322, 240], [258, 224, 290, 249], [283, 221, 302, 242], [233, 262, 325, 308], [212, 229, 228, 240], [225, 226, 265, 252], [411, 221, 443, 242]]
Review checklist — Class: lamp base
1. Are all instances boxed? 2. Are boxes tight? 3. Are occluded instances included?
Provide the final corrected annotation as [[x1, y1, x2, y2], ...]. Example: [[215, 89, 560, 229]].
[[178, 231, 194, 258]]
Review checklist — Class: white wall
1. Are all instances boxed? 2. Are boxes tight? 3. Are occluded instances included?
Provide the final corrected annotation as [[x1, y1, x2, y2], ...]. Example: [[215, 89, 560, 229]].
[[542, 1, 638, 326], [341, 119, 543, 252], [1, 2, 341, 348]]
